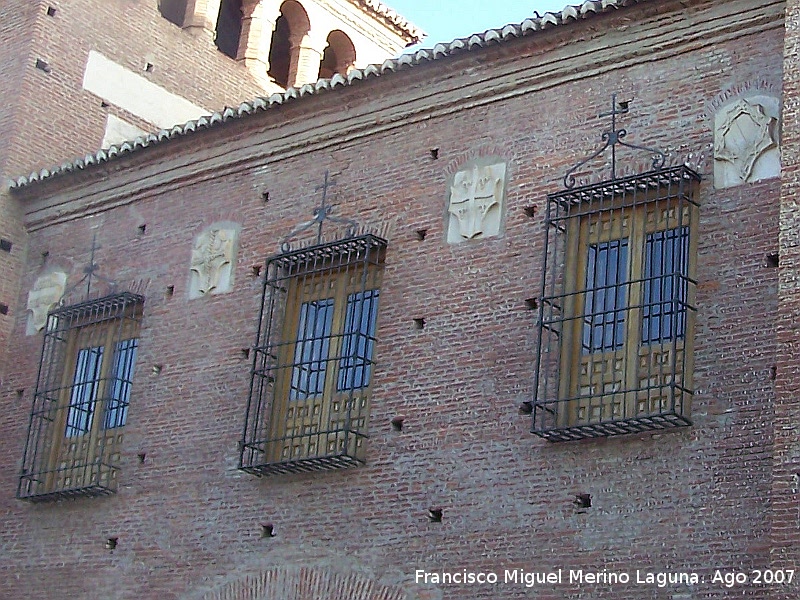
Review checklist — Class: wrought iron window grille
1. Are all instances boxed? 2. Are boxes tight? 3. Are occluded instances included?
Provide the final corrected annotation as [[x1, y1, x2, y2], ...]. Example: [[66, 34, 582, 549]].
[[532, 165, 701, 441], [531, 96, 702, 441], [18, 291, 144, 501], [240, 234, 386, 475], [240, 172, 386, 475]]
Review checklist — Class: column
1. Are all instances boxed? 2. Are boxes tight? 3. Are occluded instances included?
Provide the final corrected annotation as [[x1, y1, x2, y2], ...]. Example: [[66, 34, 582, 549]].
[[237, 0, 283, 88], [182, 0, 222, 39], [288, 31, 328, 87]]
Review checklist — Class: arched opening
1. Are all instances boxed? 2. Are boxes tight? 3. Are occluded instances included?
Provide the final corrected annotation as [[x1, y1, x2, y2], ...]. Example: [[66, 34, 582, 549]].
[[158, 0, 186, 26], [268, 0, 310, 88], [319, 30, 356, 79], [215, 0, 243, 59], [268, 16, 291, 87]]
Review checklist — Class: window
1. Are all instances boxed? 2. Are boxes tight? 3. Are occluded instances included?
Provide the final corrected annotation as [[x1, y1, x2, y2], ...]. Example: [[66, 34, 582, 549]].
[[582, 238, 628, 353], [18, 293, 143, 501], [64, 338, 138, 435], [289, 299, 334, 400], [533, 166, 701, 441], [158, 0, 186, 26], [241, 234, 386, 475], [65, 345, 104, 437], [267, 1, 311, 88], [642, 227, 689, 343], [288, 290, 380, 399], [319, 30, 356, 79], [105, 338, 138, 429], [338, 290, 380, 390]]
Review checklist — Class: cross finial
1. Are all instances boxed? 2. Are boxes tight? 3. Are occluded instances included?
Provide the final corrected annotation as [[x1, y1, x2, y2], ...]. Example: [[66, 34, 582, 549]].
[[562, 94, 666, 188], [60, 232, 117, 303], [599, 93, 629, 123], [279, 171, 359, 252], [598, 93, 630, 181], [84, 233, 101, 297], [312, 170, 337, 244]]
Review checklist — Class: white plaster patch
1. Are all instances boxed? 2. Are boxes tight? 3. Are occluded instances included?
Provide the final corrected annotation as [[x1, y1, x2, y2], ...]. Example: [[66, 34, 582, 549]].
[[26, 271, 67, 335], [101, 114, 147, 149], [82, 51, 208, 130]]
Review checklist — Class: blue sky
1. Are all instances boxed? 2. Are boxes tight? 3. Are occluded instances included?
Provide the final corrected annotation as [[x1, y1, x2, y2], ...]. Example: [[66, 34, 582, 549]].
[[387, 0, 573, 49]]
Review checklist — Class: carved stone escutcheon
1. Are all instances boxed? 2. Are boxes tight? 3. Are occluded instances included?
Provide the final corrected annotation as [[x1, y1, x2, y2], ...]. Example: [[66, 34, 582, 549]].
[[188, 224, 239, 299], [446, 160, 507, 244], [714, 95, 780, 188], [26, 271, 67, 335]]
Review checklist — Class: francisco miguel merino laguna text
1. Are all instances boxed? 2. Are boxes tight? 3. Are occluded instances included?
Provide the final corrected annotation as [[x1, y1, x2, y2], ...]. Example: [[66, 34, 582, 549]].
[[415, 569, 701, 588]]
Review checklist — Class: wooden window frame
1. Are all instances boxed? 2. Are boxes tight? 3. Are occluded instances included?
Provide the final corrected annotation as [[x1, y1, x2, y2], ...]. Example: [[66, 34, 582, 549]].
[[533, 167, 701, 441], [558, 200, 697, 427], [241, 234, 386, 476]]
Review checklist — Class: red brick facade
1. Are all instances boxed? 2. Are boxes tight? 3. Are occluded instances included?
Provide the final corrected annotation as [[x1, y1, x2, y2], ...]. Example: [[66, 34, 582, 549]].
[[1, 0, 798, 599], [775, 0, 800, 594], [0, 0, 267, 386]]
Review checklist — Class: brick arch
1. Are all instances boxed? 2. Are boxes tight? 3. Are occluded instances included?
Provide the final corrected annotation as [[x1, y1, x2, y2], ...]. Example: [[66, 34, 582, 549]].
[[268, 0, 311, 88], [319, 30, 356, 79], [196, 566, 409, 600]]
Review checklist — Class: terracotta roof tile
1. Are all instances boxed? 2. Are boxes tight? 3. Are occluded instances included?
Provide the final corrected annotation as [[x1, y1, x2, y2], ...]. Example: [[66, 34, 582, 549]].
[[9, 0, 646, 191]]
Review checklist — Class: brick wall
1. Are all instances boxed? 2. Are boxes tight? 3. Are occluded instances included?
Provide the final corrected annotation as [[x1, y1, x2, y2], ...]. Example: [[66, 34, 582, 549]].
[[0, 0, 269, 398], [775, 0, 800, 592], [0, 0, 43, 408], [9, 0, 266, 177], [0, 1, 794, 599]]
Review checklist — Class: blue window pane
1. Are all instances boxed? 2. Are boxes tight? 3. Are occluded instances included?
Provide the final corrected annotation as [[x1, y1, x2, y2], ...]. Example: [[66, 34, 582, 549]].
[[290, 299, 334, 399], [338, 290, 380, 391], [642, 227, 689, 343], [582, 239, 628, 353], [104, 339, 138, 429], [65, 346, 104, 437]]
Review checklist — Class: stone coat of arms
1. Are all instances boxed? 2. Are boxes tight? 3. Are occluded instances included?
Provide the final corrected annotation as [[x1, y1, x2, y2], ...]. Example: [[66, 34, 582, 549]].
[[26, 271, 67, 335], [189, 227, 237, 298], [447, 162, 506, 244], [714, 95, 780, 188]]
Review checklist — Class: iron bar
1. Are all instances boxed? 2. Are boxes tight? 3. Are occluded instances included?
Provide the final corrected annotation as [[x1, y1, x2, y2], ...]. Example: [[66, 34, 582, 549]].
[[532, 165, 700, 441]]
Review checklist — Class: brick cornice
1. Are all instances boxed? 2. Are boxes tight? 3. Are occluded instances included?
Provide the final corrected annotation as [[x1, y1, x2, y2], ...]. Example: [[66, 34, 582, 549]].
[[18, 0, 783, 231]]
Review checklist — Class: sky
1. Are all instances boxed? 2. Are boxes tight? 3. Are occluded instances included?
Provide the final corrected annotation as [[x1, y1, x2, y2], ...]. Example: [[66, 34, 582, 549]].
[[386, 0, 573, 50]]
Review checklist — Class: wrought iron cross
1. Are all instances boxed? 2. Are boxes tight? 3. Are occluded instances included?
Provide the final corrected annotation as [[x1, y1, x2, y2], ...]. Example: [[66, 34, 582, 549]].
[[563, 94, 666, 188], [60, 233, 117, 302], [599, 94, 628, 180], [280, 170, 359, 252], [312, 170, 336, 244]]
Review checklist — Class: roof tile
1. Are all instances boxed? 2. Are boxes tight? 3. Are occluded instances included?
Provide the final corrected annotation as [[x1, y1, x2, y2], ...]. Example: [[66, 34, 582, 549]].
[[542, 12, 560, 26], [8, 0, 647, 190], [484, 29, 501, 43]]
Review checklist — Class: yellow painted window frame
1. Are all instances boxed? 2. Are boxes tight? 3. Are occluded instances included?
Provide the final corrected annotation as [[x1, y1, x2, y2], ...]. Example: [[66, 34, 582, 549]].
[[18, 293, 143, 501], [558, 197, 698, 427], [532, 166, 701, 441], [266, 262, 383, 464]]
